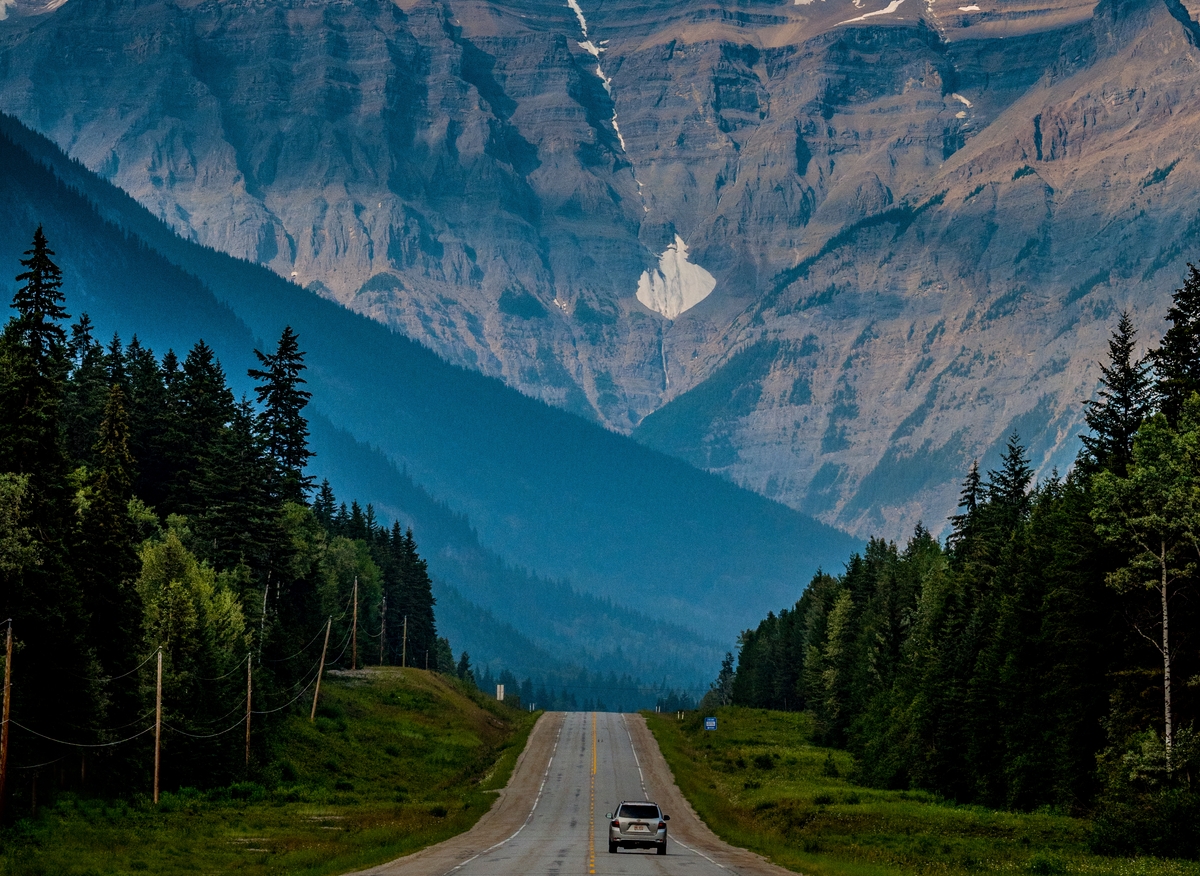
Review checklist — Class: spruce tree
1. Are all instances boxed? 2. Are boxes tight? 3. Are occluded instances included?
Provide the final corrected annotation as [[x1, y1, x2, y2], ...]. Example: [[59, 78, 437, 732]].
[[169, 341, 235, 514], [62, 316, 109, 466], [77, 385, 143, 751], [1082, 312, 1152, 475], [1150, 263, 1200, 423], [248, 326, 314, 503], [0, 228, 98, 771]]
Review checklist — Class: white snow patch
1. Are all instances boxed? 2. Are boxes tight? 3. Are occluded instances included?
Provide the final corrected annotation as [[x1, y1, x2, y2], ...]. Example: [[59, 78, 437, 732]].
[[636, 236, 716, 320], [578, 39, 602, 57], [0, 0, 16, 19], [840, 0, 907, 23], [951, 92, 972, 107], [794, 0, 815, 5], [957, 4, 980, 9], [566, 0, 589, 36], [955, 111, 967, 118]]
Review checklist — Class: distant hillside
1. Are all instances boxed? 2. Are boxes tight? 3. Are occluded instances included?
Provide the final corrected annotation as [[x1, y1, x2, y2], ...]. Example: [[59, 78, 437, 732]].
[[0, 114, 859, 684]]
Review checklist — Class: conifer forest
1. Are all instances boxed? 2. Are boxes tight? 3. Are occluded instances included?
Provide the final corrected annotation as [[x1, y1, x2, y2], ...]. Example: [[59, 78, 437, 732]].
[[0, 228, 444, 815], [721, 276, 1200, 857]]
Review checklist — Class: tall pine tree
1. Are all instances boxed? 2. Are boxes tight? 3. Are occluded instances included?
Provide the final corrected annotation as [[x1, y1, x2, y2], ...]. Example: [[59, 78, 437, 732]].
[[248, 326, 314, 504]]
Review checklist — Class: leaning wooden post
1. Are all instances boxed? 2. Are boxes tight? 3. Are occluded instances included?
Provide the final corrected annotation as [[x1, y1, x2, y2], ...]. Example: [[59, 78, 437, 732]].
[[153, 648, 163, 804], [310, 618, 332, 722], [402, 615, 408, 668], [351, 577, 358, 671], [0, 619, 13, 821], [244, 655, 253, 768]]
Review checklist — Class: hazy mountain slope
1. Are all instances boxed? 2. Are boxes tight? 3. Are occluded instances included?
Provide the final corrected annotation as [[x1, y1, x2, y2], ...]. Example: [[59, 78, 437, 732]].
[[3, 0, 1195, 540], [0, 114, 857, 657]]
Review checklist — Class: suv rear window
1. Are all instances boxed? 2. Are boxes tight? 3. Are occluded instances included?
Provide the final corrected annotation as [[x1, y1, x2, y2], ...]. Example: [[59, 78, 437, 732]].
[[618, 804, 660, 819]]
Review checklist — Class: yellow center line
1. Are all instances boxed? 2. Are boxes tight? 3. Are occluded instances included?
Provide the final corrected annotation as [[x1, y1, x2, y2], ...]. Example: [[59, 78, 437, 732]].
[[589, 712, 597, 875]]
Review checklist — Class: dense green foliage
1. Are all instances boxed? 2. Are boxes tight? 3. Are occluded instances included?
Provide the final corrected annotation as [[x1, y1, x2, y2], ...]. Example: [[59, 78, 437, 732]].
[[721, 274, 1200, 858], [0, 667, 537, 876], [647, 707, 1200, 876], [0, 230, 440, 816]]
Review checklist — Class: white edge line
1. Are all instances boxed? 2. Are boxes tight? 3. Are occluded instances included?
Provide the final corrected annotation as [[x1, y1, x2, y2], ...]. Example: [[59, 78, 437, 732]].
[[443, 717, 565, 875], [619, 715, 733, 872], [671, 836, 733, 872]]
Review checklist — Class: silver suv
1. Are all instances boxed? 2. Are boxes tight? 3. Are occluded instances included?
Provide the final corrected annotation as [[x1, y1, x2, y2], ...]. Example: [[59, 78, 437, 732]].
[[606, 801, 669, 854]]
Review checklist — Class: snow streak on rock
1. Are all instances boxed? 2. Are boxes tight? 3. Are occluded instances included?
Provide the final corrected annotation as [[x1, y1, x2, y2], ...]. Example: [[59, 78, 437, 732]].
[[565, 0, 628, 153], [636, 235, 716, 320], [840, 0, 908, 23]]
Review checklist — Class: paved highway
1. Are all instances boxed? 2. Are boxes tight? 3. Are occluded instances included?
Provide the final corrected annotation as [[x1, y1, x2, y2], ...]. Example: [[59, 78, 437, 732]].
[[354, 711, 794, 876]]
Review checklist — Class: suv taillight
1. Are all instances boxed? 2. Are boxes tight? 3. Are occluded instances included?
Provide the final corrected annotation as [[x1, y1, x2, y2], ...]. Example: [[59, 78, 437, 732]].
[[658, 821, 666, 829], [612, 819, 620, 827]]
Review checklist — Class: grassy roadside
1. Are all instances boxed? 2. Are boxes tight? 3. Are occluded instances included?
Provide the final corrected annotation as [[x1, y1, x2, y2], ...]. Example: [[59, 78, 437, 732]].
[[1, 668, 538, 876], [646, 707, 1200, 876]]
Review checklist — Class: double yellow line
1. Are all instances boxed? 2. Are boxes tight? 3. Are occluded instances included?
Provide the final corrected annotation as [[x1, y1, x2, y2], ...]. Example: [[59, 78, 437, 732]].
[[588, 712, 597, 875]]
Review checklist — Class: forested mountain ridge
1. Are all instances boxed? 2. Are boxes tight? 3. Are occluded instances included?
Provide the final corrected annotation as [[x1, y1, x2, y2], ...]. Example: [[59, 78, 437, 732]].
[[0, 113, 856, 684], [1, 0, 1197, 538], [718, 301, 1200, 857]]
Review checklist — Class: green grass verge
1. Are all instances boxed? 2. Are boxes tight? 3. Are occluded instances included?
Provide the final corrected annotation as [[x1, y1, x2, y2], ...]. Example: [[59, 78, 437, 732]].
[[646, 707, 1200, 876], [1, 668, 538, 876]]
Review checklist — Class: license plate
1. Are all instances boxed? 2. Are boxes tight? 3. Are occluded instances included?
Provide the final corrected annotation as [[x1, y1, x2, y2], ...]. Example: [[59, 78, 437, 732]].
[[628, 824, 649, 832]]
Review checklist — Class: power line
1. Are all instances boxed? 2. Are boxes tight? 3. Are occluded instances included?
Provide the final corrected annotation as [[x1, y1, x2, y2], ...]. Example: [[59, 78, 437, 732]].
[[8, 719, 155, 748], [266, 623, 331, 663], [197, 653, 249, 682]]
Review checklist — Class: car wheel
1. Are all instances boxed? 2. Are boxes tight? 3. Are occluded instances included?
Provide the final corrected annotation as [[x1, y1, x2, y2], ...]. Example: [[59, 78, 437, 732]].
[[657, 842, 666, 856], [608, 842, 618, 854]]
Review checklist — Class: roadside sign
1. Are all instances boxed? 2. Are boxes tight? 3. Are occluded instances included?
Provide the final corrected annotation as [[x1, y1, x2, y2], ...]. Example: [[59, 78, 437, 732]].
[[704, 717, 717, 731]]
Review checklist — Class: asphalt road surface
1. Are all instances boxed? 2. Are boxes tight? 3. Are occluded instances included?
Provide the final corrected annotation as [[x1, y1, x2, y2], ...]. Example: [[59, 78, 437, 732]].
[[352, 711, 795, 876]]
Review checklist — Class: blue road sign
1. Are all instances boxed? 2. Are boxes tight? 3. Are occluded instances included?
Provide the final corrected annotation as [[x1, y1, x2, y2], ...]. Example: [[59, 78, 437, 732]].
[[704, 717, 717, 731]]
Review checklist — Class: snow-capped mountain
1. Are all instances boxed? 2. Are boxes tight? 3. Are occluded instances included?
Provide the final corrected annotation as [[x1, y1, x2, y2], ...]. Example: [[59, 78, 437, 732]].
[[2, 0, 1197, 537]]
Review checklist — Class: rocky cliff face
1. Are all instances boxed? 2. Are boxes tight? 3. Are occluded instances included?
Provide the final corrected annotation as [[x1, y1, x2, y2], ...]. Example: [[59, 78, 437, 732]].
[[1, 0, 1197, 538]]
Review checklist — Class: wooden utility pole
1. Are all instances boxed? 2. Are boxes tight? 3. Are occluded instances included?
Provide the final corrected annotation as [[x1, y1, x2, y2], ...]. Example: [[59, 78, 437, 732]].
[[379, 597, 386, 666], [153, 648, 163, 804], [402, 615, 408, 668], [245, 655, 252, 768], [0, 620, 13, 821], [351, 577, 358, 671], [310, 618, 331, 722]]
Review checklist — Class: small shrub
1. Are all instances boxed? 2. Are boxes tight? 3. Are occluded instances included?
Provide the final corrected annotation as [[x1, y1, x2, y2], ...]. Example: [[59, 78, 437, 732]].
[[843, 792, 861, 805], [278, 760, 299, 783], [334, 780, 355, 792], [813, 792, 834, 806], [384, 744, 400, 757], [743, 780, 761, 790], [821, 752, 839, 777], [752, 753, 775, 770], [430, 804, 448, 818], [1026, 855, 1066, 875], [735, 757, 747, 770], [230, 782, 266, 802]]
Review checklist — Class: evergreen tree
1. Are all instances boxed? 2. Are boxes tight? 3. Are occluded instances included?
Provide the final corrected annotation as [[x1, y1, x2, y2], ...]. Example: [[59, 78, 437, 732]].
[[247, 326, 314, 503], [76, 385, 143, 755], [947, 460, 981, 552], [0, 228, 97, 773], [1150, 264, 1200, 423], [169, 341, 235, 514], [1083, 312, 1152, 475], [124, 337, 171, 511], [192, 399, 281, 579], [62, 314, 108, 466], [313, 479, 336, 527]]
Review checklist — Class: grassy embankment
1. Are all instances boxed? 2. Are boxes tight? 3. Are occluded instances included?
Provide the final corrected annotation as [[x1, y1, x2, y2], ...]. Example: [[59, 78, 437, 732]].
[[1, 668, 537, 876], [647, 707, 1200, 876]]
